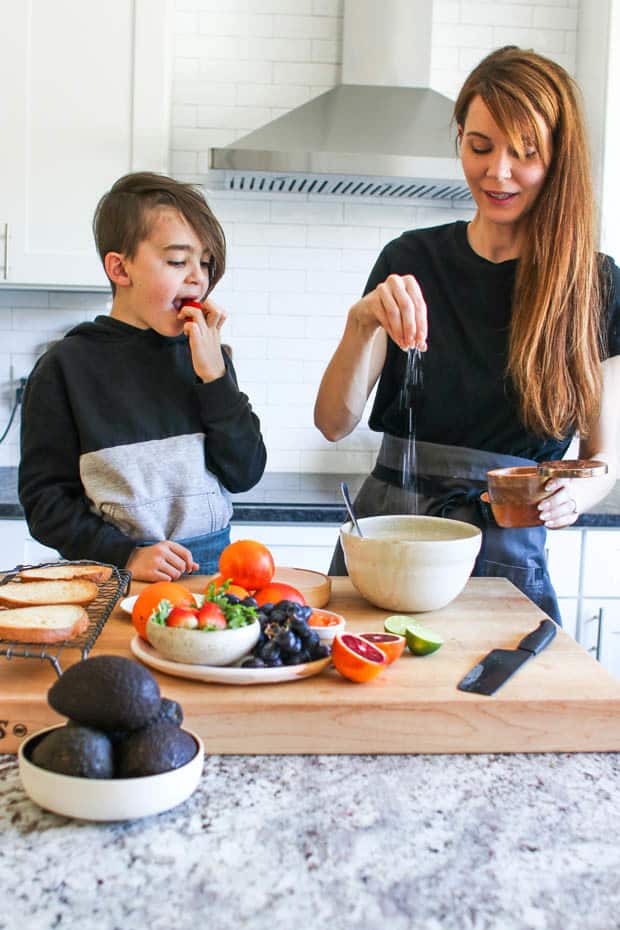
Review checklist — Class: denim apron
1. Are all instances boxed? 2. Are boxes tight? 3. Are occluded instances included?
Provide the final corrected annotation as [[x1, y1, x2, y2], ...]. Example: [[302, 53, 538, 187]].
[[329, 436, 562, 624], [139, 526, 231, 577]]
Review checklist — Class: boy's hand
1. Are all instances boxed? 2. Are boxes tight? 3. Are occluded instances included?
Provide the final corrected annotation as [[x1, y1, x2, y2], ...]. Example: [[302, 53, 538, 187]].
[[126, 541, 198, 582], [178, 298, 227, 383]]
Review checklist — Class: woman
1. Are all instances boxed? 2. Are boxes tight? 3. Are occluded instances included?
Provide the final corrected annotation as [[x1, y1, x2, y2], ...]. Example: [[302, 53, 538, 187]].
[[314, 47, 620, 624]]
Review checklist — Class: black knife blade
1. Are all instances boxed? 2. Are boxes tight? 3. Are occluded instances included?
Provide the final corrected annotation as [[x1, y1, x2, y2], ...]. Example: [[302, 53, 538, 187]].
[[457, 619, 557, 695]]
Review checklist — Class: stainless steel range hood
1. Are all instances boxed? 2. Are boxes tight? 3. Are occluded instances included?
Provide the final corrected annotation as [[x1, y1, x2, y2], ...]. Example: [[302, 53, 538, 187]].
[[209, 0, 470, 203]]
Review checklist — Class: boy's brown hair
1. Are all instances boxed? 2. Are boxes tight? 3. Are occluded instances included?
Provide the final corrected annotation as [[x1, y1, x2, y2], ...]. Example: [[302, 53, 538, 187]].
[[93, 172, 226, 295]]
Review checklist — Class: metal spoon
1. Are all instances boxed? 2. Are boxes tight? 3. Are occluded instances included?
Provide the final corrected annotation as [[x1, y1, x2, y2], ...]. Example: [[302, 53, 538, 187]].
[[340, 481, 363, 537]]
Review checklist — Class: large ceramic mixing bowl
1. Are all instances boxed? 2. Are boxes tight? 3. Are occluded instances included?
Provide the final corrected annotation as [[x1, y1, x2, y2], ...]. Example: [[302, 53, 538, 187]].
[[340, 515, 482, 612]]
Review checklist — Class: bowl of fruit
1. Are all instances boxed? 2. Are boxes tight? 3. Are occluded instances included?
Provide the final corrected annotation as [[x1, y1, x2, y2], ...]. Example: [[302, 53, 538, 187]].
[[18, 655, 203, 821], [145, 581, 260, 666]]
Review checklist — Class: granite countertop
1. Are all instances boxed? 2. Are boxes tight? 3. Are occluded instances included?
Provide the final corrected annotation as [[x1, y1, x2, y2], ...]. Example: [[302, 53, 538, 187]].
[[1, 468, 619, 526], [1, 751, 619, 930]]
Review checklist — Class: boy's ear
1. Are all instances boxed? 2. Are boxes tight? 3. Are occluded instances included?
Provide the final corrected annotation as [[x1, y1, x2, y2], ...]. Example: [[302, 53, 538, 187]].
[[104, 252, 131, 288]]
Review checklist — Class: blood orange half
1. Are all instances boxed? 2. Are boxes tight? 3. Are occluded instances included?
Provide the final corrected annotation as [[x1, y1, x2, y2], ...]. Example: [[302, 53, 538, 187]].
[[331, 632, 387, 683], [359, 632, 406, 665]]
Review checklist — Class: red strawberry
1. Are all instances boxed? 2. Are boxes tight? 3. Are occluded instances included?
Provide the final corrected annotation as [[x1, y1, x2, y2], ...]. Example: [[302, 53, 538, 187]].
[[166, 606, 199, 629], [197, 602, 227, 629]]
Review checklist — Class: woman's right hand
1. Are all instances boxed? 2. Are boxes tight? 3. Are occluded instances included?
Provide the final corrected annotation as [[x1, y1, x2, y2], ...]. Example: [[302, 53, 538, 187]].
[[351, 273, 428, 352]]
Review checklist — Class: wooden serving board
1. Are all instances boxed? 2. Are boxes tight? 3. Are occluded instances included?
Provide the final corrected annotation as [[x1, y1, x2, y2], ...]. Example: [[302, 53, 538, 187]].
[[2, 577, 620, 755]]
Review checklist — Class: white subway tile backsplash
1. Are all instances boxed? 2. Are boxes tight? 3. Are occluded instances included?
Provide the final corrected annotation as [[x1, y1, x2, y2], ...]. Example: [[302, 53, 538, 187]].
[[235, 83, 312, 108], [233, 223, 307, 246], [533, 6, 578, 29], [273, 14, 340, 39], [272, 61, 339, 84], [433, 22, 495, 48], [249, 0, 313, 14], [270, 200, 344, 224], [197, 105, 272, 130], [173, 79, 237, 106], [232, 268, 305, 291], [461, 2, 534, 26]]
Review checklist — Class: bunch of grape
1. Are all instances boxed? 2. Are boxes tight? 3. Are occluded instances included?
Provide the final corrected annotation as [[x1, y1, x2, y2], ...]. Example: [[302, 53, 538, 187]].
[[236, 598, 331, 668]]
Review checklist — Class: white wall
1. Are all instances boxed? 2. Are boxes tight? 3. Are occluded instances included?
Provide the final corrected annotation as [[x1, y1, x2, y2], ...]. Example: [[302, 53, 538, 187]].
[[0, 0, 581, 472]]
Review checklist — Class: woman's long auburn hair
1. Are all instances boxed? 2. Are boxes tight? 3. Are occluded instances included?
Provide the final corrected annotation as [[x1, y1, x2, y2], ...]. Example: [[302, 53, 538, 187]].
[[454, 46, 607, 439]]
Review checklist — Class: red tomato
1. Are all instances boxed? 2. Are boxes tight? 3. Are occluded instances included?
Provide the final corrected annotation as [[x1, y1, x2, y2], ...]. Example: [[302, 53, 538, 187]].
[[254, 582, 306, 607], [197, 602, 227, 629], [218, 540, 275, 591], [132, 581, 194, 640]]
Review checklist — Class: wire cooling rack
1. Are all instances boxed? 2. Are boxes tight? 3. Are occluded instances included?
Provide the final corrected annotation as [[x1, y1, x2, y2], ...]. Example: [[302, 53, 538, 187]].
[[0, 560, 131, 676]]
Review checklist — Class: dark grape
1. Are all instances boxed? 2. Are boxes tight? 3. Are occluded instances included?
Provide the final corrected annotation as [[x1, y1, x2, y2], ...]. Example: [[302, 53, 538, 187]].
[[304, 630, 321, 650], [313, 644, 330, 660], [260, 602, 275, 613], [270, 608, 286, 624], [276, 630, 302, 656], [259, 641, 281, 664], [298, 605, 313, 621], [241, 596, 258, 608], [224, 593, 241, 604], [289, 617, 307, 637]]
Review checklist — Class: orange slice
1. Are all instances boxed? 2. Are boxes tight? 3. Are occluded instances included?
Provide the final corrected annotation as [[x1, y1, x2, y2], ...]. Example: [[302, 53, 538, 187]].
[[359, 632, 406, 665], [331, 632, 387, 683]]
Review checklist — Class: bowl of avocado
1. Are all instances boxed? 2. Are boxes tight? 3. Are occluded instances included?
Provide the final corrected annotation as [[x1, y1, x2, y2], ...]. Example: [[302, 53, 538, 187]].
[[18, 655, 204, 821]]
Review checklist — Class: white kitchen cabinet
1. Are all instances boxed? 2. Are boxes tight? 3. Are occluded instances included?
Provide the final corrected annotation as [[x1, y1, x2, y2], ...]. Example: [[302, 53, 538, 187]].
[[544, 529, 582, 598], [230, 523, 339, 575], [582, 529, 620, 596], [0, 519, 59, 571], [0, 0, 170, 288], [580, 599, 620, 681]]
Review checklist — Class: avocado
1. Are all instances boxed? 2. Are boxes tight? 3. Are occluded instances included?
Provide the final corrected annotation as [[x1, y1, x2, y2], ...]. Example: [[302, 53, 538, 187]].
[[115, 722, 196, 778], [31, 725, 114, 779], [155, 697, 184, 727], [48, 655, 161, 732]]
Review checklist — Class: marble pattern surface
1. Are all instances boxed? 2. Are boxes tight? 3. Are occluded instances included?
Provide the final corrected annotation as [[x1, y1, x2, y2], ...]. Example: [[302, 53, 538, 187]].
[[1, 751, 619, 930]]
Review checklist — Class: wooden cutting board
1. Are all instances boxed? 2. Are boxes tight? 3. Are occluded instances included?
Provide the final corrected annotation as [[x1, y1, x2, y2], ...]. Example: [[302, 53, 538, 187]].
[[2, 577, 620, 755]]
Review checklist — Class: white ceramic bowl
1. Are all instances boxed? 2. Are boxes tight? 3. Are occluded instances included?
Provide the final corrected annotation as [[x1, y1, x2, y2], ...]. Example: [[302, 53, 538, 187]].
[[18, 725, 204, 821], [340, 514, 482, 612], [308, 608, 346, 643], [146, 618, 260, 666]]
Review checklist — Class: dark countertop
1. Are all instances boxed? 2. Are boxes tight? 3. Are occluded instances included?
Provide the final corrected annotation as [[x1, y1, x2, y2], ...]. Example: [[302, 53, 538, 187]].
[[2, 468, 619, 526]]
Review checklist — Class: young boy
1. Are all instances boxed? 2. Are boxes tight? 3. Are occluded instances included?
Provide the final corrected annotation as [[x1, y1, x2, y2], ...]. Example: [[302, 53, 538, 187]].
[[18, 172, 266, 581]]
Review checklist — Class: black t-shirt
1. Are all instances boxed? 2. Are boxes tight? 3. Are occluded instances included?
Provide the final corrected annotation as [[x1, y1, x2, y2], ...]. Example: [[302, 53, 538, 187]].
[[367, 221, 620, 462]]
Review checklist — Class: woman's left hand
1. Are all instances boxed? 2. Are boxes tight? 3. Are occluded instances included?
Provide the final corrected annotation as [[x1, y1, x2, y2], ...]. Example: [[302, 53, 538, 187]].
[[537, 478, 579, 528], [178, 297, 227, 383]]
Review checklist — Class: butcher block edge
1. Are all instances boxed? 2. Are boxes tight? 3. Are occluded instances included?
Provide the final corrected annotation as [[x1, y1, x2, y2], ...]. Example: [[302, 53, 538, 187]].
[[1, 577, 619, 755]]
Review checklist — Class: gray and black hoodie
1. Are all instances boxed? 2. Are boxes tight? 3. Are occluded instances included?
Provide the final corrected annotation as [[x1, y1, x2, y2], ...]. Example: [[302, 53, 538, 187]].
[[18, 315, 266, 567]]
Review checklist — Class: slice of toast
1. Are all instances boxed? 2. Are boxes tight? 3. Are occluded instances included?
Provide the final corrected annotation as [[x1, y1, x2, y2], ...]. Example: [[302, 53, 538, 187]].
[[17, 564, 113, 585], [0, 604, 89, 643], [0, 579, 98, 607]]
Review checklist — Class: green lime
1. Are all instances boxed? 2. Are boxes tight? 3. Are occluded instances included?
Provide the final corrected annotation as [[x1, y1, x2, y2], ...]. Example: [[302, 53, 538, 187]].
[[405, 625, 444, 656], [384, 615, 417, 636]]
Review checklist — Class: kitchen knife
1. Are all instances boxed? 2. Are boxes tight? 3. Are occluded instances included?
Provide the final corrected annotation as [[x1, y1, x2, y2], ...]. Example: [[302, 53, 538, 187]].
[[457, 619, 557, 695]]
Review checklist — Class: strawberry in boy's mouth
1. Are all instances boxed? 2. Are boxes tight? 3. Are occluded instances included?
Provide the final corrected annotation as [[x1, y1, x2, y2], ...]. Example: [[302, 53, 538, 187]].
[[173, 298, 203, 311]]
